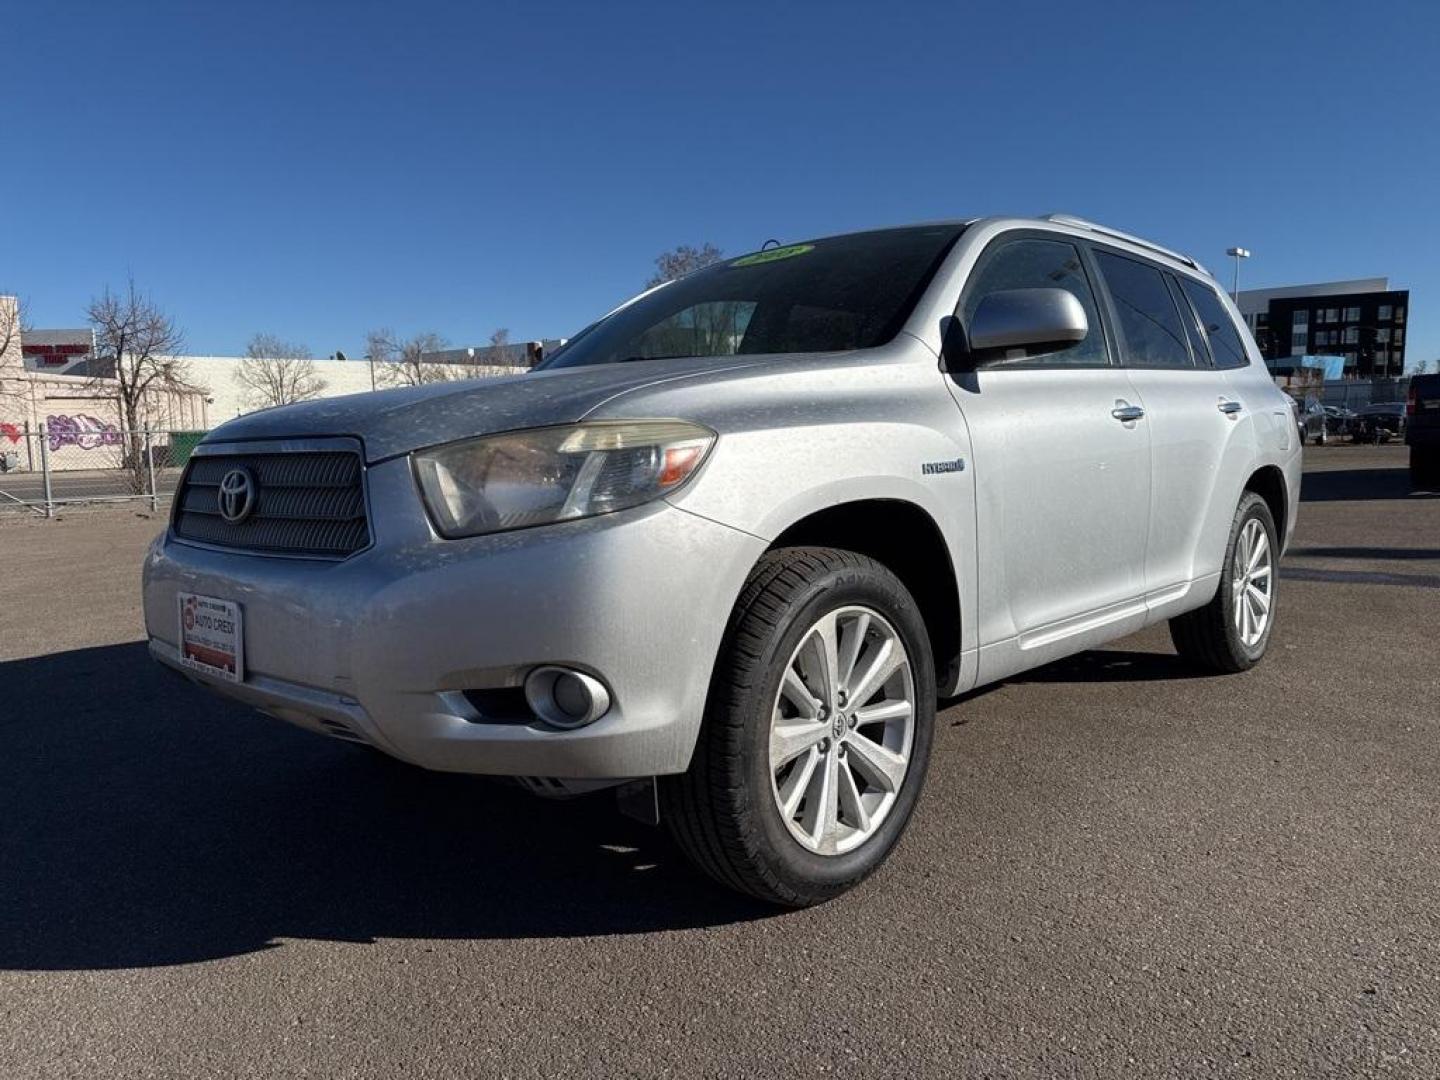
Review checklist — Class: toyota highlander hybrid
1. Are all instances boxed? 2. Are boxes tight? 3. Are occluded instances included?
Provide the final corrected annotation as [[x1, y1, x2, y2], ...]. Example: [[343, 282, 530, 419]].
[[144, 215, 1302, 906]]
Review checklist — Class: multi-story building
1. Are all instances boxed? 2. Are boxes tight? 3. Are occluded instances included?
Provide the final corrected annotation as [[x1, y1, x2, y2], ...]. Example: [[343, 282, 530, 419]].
[[1236, 278, 1409, 379]]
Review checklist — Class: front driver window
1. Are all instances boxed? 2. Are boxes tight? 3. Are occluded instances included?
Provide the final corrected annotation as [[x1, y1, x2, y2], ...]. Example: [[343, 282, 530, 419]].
[[961, 238, 1109, 366]]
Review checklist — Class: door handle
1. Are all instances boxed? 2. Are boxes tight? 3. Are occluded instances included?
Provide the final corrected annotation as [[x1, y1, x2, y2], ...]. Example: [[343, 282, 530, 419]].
[[1218, 400, 1243, 416], [1111, 403, 1145, 422]]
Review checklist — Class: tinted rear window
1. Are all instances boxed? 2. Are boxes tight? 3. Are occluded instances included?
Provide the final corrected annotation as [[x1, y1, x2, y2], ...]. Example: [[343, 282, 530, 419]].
[[1177, 277, 1250, 369], [541, 225, 966, 369], [1093, 250, 1194, 369]]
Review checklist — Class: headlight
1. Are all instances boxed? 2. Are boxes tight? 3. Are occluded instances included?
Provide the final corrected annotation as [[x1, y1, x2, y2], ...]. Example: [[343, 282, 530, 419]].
[[412, 420, 716, 538]]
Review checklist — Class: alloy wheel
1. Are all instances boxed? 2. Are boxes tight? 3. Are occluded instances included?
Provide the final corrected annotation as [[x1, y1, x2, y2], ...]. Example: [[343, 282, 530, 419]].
[[768, 605, 916, 856], [1231, 517, 1273, 648]]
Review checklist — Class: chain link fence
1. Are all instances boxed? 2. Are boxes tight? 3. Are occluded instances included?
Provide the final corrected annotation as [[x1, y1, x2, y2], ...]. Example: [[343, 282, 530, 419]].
[[0, 424, 208, 517], [1317, 376, 1411, 409]]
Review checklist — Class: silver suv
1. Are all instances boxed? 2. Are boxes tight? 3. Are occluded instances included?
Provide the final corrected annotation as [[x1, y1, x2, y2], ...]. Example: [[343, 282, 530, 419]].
[[143, 215, 1301, 906]]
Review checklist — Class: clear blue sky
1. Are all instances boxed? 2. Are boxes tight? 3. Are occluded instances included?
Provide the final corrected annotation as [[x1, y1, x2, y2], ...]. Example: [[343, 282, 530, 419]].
[[6, 0, 1439, 368]]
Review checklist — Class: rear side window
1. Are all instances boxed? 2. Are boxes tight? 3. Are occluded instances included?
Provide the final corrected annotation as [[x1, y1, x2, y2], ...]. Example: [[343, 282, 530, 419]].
[[1093, 250, 1194, 369], [1177, 278, 1251, 370], [1165, 273, 1212, 367], [961, 238, 1109, 366]]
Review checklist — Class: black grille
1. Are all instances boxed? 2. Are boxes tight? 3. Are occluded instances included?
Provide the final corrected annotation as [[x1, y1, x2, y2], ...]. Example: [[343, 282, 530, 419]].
[[174, 450, 369, 558]]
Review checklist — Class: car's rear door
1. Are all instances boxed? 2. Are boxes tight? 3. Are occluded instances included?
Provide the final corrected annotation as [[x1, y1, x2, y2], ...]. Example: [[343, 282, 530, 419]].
[[943, 233, 1152, 682], [1087, 249, 1254, 609]]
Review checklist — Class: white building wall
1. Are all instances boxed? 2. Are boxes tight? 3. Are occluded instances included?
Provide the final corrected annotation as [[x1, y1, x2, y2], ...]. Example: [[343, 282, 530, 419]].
[[3, 310, 528, 444], [3, 350, 522, 445], [184, 355, 523, 422], [1, 372, 208, 433]]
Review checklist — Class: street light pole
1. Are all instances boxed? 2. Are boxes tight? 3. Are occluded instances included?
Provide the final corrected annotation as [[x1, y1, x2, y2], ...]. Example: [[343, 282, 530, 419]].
[[1226, 247, 1250, 303]]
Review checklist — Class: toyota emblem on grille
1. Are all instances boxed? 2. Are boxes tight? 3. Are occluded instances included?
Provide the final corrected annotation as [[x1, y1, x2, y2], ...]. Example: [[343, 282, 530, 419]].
[[217, 467, 257, 524]]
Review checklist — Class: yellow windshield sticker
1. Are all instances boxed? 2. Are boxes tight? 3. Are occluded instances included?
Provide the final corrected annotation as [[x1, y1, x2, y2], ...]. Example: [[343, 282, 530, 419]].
[[730, 244, 814, 267]]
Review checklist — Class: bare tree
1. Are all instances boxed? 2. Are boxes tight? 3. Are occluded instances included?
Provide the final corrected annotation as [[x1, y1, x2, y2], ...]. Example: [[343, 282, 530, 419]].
[[479, 327, 513, 367], [86, 280, 193, 491], [0, 293, 31, 409], [235, 333, 326, 410], [646, 243, 724, 288], [0, 292, 28, 363], [643, 243, 753, 357], [364, 327, 396, 390], [367, 328, 455, 386]]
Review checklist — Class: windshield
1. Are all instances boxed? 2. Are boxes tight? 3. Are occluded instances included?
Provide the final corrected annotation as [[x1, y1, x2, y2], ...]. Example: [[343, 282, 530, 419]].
[[540, 224, 967, 370]]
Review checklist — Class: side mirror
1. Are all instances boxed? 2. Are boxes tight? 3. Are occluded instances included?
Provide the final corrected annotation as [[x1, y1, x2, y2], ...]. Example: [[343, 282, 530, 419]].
[[960, 287, 1089, 365]]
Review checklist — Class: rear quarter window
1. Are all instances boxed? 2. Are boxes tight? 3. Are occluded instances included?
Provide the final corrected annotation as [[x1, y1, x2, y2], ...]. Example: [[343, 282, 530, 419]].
[[1178, 277, 1251, 370]]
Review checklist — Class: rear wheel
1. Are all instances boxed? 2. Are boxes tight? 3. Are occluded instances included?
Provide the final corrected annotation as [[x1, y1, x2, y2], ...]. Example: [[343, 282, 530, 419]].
[[1170, 492, 1278, 674], [662, 547, 935, 907]]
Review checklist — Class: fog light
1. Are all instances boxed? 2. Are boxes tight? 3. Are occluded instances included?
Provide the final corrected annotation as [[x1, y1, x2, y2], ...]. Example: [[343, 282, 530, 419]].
[[524, 666, 611, 729]]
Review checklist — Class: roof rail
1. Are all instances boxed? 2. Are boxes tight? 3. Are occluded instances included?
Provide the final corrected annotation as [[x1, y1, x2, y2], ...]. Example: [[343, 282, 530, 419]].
[[1042, 214, 1209, 276]]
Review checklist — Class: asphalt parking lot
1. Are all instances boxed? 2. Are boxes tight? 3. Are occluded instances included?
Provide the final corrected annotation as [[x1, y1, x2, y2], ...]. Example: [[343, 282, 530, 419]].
[[2, 443, 1437, 1079]]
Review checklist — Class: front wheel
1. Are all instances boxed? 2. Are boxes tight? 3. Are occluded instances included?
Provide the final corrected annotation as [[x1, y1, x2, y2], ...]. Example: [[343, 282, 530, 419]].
[[662, 547, 936, 907], [1169, 492, 1278, 674]]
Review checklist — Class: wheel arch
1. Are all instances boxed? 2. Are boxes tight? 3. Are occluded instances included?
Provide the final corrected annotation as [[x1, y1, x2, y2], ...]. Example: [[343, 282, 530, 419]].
[[765, 499, 963, 693], [1243, 465, 1288, 550]]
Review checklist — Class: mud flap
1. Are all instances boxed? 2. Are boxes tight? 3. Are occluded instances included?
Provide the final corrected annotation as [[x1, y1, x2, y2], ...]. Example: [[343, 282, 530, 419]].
[[615, 778, 660, 826]]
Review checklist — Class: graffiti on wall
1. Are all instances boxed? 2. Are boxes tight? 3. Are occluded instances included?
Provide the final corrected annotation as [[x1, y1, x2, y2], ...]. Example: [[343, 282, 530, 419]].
[[0, 423, 21, 445], [46, 415, 123, 452]]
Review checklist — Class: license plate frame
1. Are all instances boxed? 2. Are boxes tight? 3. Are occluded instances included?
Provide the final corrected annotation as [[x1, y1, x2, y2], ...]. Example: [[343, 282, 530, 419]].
[[178, 592, 245, 683]]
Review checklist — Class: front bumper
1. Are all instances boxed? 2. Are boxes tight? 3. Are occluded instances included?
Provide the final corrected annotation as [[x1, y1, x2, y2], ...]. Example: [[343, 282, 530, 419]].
[[144, 456, 766, 779]]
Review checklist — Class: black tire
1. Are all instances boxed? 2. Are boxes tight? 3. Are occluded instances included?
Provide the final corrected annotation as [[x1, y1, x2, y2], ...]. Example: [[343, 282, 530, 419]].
[[661, 547, 936, 908], [1169, 492, 1278, 674], [1314, 427, 1328, 446]]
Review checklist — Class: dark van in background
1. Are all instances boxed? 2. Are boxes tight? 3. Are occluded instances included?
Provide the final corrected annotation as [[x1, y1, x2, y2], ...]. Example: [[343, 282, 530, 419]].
[[1407, 373, 1440, 487]]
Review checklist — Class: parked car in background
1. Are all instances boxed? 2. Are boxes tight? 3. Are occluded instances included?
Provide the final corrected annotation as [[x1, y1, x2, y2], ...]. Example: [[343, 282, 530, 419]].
[[141, 215, 1302, 906], [1323, 404, 1356, 437], [1352, 401, 1407, 444], [1295, 397, 1329, 445], [1407, 373, 1440, 486]]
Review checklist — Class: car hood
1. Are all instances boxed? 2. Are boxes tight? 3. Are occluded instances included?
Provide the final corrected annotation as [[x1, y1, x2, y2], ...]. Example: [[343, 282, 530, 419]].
[[202, 354, 771, 462]]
